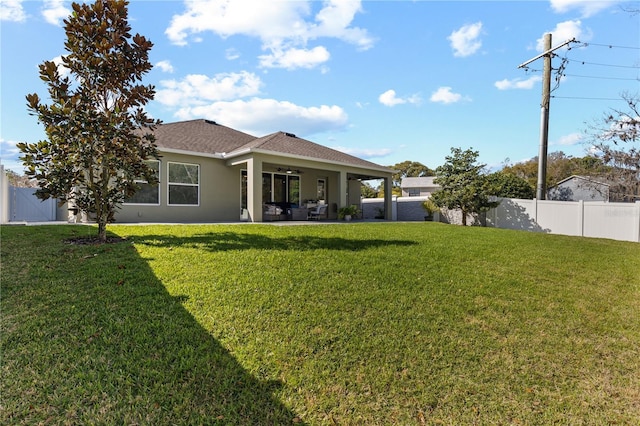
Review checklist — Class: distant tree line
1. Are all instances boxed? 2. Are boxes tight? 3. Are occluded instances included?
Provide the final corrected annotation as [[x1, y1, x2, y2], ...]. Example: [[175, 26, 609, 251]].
[[363, 141, 636, 203], [367, 90, 640, 203]]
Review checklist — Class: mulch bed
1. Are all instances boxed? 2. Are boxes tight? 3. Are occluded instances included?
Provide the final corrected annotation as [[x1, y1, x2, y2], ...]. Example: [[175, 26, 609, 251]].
[[64, 236, 127, 245]]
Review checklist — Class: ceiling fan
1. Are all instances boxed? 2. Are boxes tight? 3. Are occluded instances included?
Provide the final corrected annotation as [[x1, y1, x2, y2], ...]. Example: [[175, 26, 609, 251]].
[[276, 167, 303, 174]]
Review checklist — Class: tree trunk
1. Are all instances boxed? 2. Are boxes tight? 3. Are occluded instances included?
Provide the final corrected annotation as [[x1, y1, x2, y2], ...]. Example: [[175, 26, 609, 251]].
[[97, 219, 107, 243], [96, 166, 110, 243], [461, 210, 467, 226]]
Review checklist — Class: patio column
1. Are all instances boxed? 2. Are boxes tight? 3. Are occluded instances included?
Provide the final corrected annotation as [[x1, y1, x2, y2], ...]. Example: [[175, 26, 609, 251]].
[[337, 171, 348, 209], [384, 176, 393, 220], [246, 157, 263, 222]]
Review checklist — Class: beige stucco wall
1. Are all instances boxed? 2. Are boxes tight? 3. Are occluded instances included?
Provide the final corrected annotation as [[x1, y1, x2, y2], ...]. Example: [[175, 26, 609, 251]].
[[110, 150, 393, 223], [116, 152, 242, 223], [115, 152, 351, 223]]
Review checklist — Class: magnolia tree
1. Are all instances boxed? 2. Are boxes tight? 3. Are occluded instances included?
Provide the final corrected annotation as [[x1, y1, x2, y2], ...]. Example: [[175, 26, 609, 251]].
[[18, 0, 160, 242], [431, 147, 498, 226]]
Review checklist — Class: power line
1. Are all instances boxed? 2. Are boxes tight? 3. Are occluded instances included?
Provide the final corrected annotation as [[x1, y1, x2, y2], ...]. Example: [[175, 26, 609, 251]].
[[561, 73, 639, 81], [579, 42, 640, 50], [564, 58, 640, 69], [551, 95, 629, 101]]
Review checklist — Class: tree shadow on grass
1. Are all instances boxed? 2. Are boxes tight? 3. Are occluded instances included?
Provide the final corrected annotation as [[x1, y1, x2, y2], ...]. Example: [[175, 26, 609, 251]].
[[132, 231, 417, 252], [1, 227, 303, 425]]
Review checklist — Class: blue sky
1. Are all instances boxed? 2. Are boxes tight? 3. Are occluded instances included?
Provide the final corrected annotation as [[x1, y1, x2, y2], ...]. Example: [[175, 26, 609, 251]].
[[1, 0, 639, 174]]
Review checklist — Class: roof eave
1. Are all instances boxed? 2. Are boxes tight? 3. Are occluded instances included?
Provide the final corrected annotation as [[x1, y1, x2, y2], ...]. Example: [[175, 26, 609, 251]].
[[225, 147, 394, 175], [158, 147, 227, 159]]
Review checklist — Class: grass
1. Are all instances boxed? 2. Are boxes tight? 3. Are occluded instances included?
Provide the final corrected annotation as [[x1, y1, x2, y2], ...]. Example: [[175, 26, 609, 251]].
[[2, 222, 639, 425]]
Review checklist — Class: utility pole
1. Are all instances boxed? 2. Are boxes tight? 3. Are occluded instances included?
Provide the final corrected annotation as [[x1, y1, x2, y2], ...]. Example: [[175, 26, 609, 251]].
[[518, 34, 576, 200]]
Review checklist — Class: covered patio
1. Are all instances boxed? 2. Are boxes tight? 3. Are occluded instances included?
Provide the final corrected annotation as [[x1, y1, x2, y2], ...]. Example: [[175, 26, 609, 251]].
[[228, 147, 393, 222]]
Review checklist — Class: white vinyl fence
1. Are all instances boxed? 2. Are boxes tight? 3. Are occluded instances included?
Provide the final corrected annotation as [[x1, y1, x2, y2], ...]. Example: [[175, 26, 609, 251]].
[[0, 165, 60, 223], [362, 196, 640, 243], [487, 198, 640, 243], [7, 187, 58, 222]]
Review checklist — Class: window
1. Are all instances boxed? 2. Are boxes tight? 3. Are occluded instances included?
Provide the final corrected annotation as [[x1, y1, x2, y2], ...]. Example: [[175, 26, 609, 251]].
[[241, 170, 248, 210], [262, 171, 301, 205], [125, 160, 160, 205], [262, 173, 272, 203], [317, 178, 326, 203], [288, 175, 300, 205], [408, 188, 420, 197], [168, 162, 199, 205], [274, 174, 287, 203]]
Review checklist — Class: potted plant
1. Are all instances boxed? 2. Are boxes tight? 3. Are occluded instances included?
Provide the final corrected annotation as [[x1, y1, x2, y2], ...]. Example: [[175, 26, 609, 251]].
[[422, 199, 439, 221], [338, 205, 360, 221]]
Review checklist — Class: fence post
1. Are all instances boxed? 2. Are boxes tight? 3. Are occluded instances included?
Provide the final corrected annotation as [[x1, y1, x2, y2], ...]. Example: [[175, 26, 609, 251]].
[[578, 200, 584, 237], [490, 200, 499, 228], [391, 195, 398, 221], [0, 165, 8, 224], [635, 201, 640, 243]]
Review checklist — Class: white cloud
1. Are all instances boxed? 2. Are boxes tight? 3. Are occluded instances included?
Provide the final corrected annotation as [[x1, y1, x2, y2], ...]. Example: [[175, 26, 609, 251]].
[[429, 87, 466, 104], [0, 138, 25, 173], [156, 71, 263, 107], [448, 22, 483, 57], [165, 0, 309, 45], [165, 0, 373, 69], [554, 132, 583, 146], [173, 98, 348, 137], [156, 60, 174, 73], [309, 0, 373, 49], [42, 0, 69, 26], [379, 90, 404, 107], [536, 20, 591, 51], [494, 76, 542, 90], [259, 46, 330, 69], [549, 0, 623, 18], [154, 68, 347, 136], [378, 89, 421, 107], [0, 138, 21, 157], [331, 146, 393, 159], [1, 0, 26, 22], [225, 48, 240, 60]]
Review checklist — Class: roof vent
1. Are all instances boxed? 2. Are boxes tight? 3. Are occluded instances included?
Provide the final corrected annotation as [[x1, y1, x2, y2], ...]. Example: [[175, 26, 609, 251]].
[[205, 119, 218, 125], [284, 132, 296, 138]]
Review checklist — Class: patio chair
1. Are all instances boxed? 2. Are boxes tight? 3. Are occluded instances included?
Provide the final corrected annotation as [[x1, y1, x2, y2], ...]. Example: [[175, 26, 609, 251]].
[[307, 204, 328, 220]]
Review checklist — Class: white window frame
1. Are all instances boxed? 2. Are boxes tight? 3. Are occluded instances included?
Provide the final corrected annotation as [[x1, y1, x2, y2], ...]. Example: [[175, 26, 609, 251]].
[[123, 160, 161, 206], [317, 178, 326, 203], [262, 171, 301, 204], [167, 161, 200, 206]]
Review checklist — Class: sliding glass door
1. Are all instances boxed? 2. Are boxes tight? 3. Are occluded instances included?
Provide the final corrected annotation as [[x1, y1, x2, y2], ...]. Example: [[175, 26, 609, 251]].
[[239, 170, 302, 219], [262, 172, 301, 205]]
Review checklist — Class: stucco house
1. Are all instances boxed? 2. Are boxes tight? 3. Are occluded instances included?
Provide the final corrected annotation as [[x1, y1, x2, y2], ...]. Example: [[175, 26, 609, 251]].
[[547, 175, 610, 202], [113, 119, 394, 223], [400, 176, 440, 197]]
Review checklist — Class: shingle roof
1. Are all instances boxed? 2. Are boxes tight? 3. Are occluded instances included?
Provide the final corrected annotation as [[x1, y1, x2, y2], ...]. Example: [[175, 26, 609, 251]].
[[148, 119, 256, 155], [553, 175, 610, 187], [146, 120, 392, 173], [400, 176, 439, 188], [229, 131, 390, 171]]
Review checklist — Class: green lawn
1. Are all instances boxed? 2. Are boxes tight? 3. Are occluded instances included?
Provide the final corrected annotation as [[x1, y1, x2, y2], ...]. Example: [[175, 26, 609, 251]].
[[2, 223, 639, 425]]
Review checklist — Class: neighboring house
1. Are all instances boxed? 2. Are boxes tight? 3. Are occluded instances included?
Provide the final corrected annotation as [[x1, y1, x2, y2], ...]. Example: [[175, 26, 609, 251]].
[[400, 176, 440, 197], [547, 175, 610, 202], [112, 119, 394, 223]]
